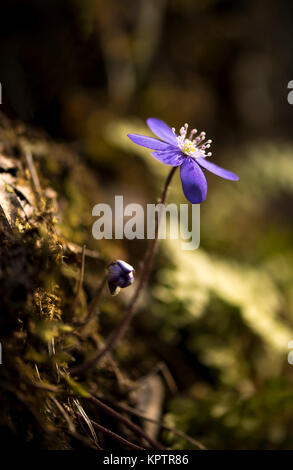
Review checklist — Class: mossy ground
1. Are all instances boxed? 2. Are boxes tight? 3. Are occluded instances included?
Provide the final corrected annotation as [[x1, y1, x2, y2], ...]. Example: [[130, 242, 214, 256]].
[[0, 112, 143, 450]]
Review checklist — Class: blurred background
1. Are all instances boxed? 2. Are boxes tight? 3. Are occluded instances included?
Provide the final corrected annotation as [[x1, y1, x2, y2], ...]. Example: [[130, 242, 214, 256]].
[[1, 0, 293, 449]]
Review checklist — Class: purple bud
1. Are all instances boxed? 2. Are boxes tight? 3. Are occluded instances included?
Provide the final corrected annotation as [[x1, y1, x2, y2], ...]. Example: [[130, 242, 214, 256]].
[[107, 260, 135, 295]]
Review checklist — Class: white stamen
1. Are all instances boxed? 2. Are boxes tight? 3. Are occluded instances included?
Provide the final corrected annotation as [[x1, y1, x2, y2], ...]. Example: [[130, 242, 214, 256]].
[[175, 122, 212, 159], [189, 129, 197, 140]]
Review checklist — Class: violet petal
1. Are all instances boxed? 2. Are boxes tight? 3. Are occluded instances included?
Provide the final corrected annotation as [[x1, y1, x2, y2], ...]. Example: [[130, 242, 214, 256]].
[[180, 158, 208, 203], [151, 150, 184, 166], [197, 157, 239, 181], [146, 118, 178, 146], [128, 134, 172, 150]]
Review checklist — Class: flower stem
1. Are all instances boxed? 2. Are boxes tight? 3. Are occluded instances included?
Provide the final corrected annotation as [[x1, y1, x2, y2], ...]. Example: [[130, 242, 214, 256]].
[[71, 166, 177, 375]]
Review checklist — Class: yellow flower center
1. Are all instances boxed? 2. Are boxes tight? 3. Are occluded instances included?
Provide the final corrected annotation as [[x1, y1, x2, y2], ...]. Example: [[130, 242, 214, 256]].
[[182, 139, 196, 156]]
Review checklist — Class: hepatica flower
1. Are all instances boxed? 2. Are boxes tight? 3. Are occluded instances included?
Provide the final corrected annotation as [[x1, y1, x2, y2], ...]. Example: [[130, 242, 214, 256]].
[[107, 260, 135, 295], [128, 118, 239, 203]]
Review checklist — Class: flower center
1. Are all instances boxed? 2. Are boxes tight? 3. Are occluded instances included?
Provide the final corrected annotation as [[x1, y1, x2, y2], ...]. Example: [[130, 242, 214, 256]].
[[181, 139, 196, 156], [172, 123, 212, 159]]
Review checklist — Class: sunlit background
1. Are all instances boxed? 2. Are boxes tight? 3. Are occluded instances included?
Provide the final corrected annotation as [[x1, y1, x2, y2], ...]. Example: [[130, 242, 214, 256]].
[[1, 0, 293, 449]]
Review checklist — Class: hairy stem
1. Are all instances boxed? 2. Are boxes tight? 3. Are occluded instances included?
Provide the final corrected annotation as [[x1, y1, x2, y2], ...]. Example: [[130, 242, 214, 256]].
[[71, 166, 177, 375]]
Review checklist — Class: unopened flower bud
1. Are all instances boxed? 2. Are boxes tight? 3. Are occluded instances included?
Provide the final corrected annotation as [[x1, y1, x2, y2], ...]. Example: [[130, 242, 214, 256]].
[[107, 260, 135, 296]]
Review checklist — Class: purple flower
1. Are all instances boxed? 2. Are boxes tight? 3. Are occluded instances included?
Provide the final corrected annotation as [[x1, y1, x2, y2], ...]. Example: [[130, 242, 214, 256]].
[[107, 260, 135, 295], [128, 118, 239, 204]]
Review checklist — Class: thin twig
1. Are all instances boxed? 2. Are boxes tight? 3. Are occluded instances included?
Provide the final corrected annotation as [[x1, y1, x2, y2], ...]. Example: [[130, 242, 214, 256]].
[[75, 273, 107, 327], [86, 395, 165, 450], [73, 398, 100, 448], [73, 244, 86, 312], [33, 366, 96, 447], [51, 396, 98, 448], [109, 400, 206, 450], [141, 361, 178, 395], [31, 380, 60, 393], [32, 376, 153, 450], [65, 241, 102, 260], [25, 151, 42, 198], [71, 167, 177, 375], [51, 396, 76, 434], [157, 362, 178, 395], [30, 378, 163, 450], [77, 413, 145, 451]]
